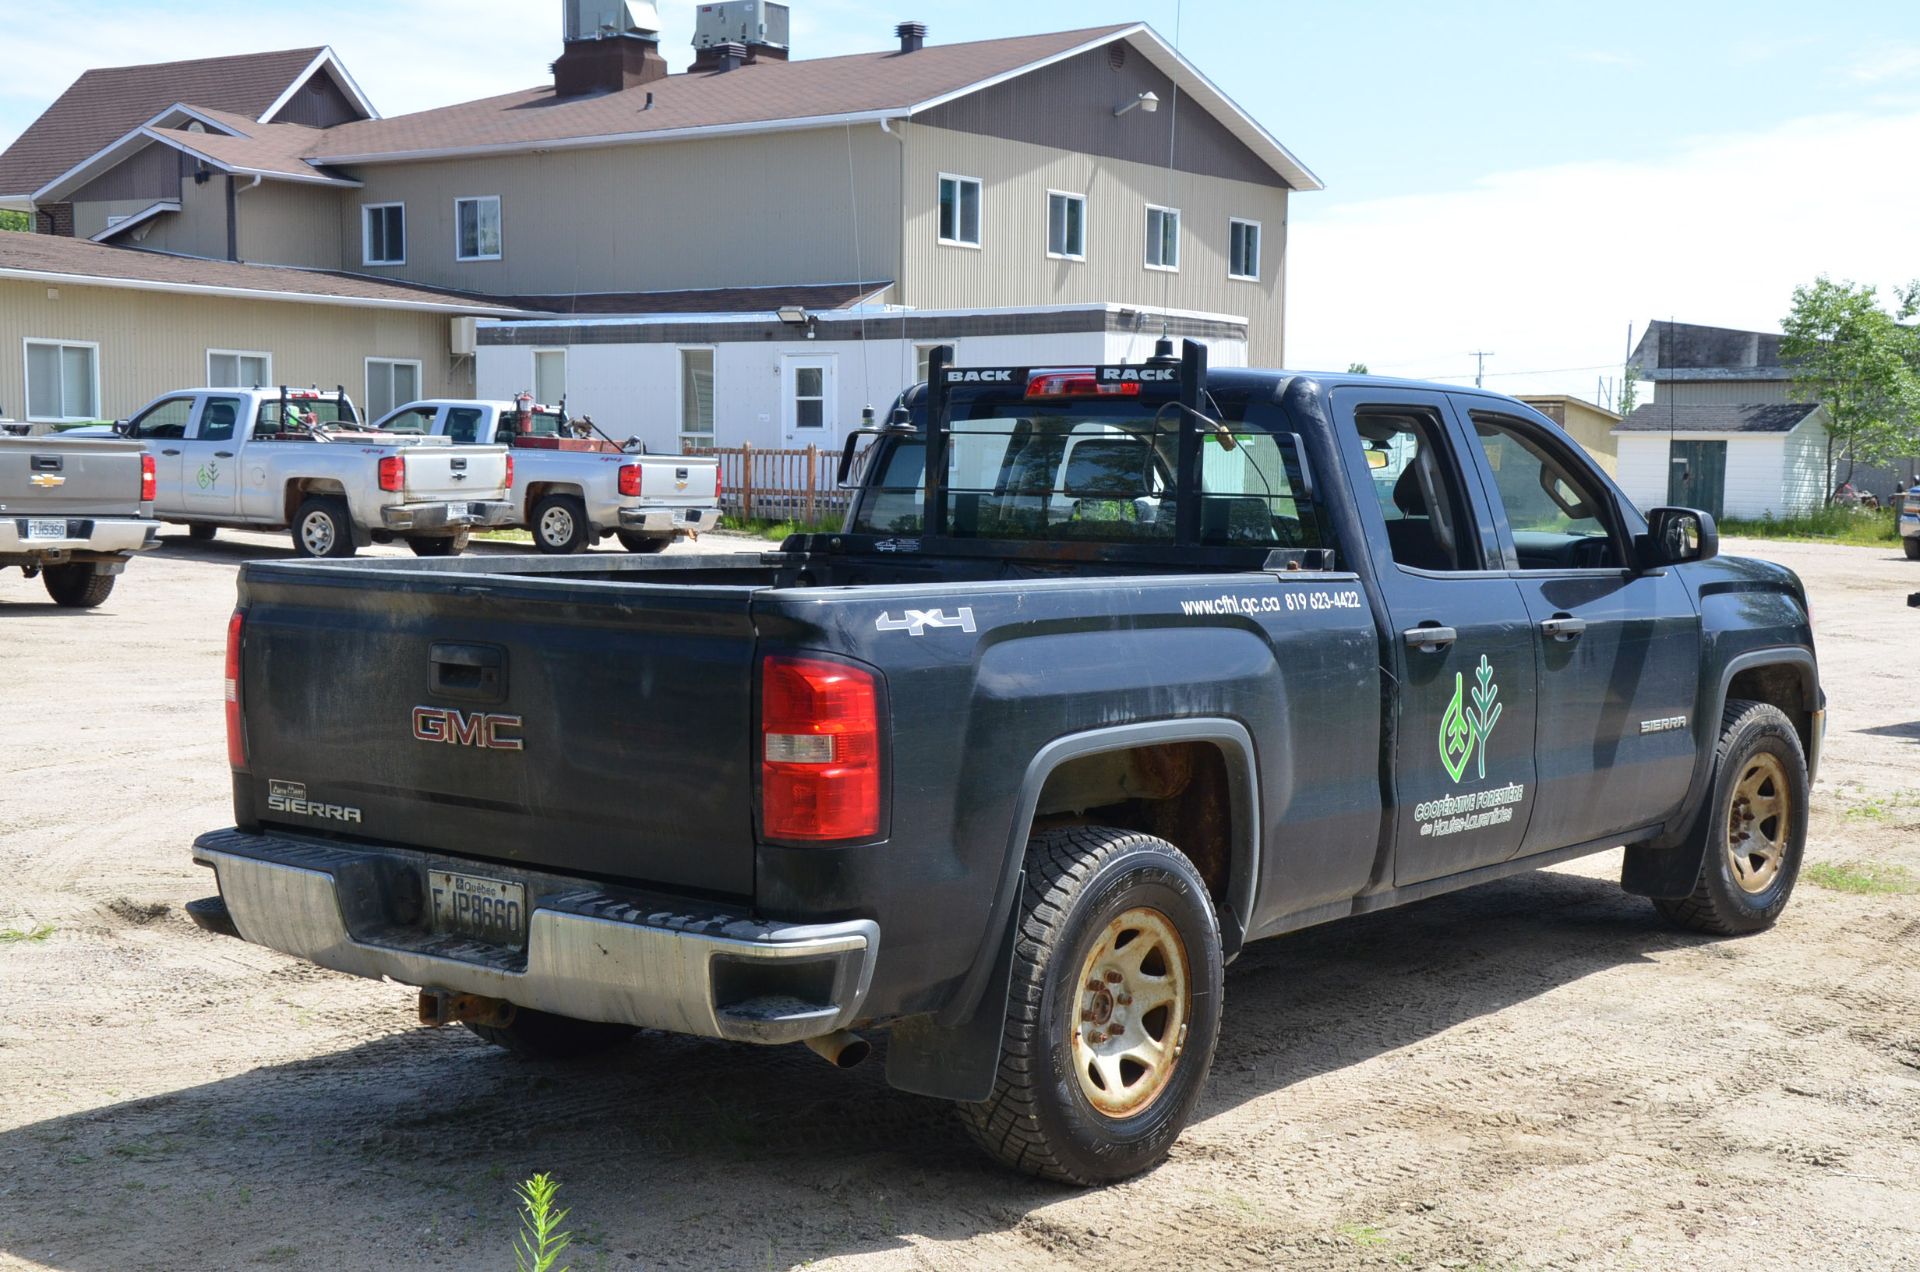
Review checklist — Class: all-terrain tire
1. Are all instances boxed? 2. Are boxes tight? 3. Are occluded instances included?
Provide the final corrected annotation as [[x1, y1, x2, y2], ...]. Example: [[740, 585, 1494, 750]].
[[532, 494, 591, 554], [958, 826, 1224, 1186], [1904, 536, 1919, 561], [616, 529, 673, 554], [188, 523, 217, 543], [291, 495, 356, 559], [42, 563, 115, 608], [464, 1008, 636, 1060], [1653, 699, 1808, 936]]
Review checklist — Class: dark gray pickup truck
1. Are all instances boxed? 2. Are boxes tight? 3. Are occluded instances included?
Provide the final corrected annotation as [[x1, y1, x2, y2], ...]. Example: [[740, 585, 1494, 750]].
[[1, 436, 160, 607], [191, 345, 1823, 1184]]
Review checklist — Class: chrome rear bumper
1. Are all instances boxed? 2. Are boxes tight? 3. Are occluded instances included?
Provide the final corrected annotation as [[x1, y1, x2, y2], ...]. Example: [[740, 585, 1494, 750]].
[[617, 505, 718, 536], [381, 500, 516, 532], [192, 828, 877, 1044]]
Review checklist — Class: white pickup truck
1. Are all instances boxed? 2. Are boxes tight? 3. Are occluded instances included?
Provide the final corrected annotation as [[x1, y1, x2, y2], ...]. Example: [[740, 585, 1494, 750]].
[[79, 388, 516, 558], [1, 435, 160, 606], [369, 398, 721, 553]]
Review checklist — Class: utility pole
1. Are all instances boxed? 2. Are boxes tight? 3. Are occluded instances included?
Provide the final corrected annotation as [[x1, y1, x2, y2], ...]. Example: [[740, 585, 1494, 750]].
[[1469, 351, 1494, 388]]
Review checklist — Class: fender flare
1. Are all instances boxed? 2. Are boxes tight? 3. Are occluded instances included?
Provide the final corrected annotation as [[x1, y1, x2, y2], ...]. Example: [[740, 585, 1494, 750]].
[[937, 717, 1261, 1029], [1623, 646, 1819, 897]]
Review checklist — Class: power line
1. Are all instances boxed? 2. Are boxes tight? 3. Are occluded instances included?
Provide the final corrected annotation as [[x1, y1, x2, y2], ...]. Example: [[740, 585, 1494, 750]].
[[1468, 351, 1495, 388]]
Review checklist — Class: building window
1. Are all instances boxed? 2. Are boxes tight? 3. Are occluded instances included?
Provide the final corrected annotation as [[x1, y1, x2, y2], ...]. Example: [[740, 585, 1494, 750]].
[[679, 348, 715, 448], [24, 339, 99, 422], [1047, 192, 1086, 260], [938, 174, 982, 247], [914, 342, 951, 385], [455, 196, 502, 262], [365, 357, 422, 419], [362, 203, 405, 266], [1229, 218, 1261, 281], [1145, 205, 1180, 271], [208, 349, 271, 388], [533, 349, 566, 405]]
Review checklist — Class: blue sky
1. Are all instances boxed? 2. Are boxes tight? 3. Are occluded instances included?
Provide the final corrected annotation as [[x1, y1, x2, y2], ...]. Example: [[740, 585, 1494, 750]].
[[5, 1, 1919, 399]]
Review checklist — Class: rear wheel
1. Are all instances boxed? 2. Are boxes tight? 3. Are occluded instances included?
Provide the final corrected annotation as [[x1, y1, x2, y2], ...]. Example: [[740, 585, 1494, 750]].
[[187, 523, 217, 543], [1653, 699, 1808, 936], [1904, 537, 1919, 561], [464, 1007, 636, 1060], [406, 534, 464, 558], [616, 530, 673, 554], [959, 826, 1224, 1185], [532, 495, 591, 554], [43, 563, 115, 608], [292, 496, 356, 559]]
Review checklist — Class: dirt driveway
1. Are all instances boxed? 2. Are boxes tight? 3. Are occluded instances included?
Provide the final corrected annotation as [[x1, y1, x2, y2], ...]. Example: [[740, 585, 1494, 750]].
[[2, 532, 1916, 1271]]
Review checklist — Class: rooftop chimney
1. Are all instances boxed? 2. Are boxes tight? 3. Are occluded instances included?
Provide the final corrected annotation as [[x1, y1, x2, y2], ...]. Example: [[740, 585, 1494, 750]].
[[691, 2, 790, 70], [896, 22, 926, 53], [709, 41, 749, 72], [554, 0, 668, 97]]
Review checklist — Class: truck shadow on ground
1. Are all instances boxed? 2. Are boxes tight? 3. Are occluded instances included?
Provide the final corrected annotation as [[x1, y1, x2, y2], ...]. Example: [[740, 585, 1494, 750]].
[[0, 864, 1706, 1270]]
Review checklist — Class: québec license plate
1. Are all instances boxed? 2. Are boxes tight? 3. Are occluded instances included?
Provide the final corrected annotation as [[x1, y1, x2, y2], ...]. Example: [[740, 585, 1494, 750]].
[[26, 519, 67, 541], [428, 870, 528, 949]]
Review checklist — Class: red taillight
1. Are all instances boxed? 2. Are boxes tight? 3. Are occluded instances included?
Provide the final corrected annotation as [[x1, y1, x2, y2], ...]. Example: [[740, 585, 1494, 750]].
[[378, 454, 405, 492], [1025, 370, 1141, 399], [504, 455, 514, 490], [761, 655, 882, 842], [715, 466, 724, 499], [225, 610, 247, 771], [618, 464, 644, 498], [140, 453, 156, 503]]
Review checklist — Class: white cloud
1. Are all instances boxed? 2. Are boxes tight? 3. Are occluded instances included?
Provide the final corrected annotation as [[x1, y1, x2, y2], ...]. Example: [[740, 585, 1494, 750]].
[[1286, 109, 1920, 402], [1848, 44, 1920, 84]]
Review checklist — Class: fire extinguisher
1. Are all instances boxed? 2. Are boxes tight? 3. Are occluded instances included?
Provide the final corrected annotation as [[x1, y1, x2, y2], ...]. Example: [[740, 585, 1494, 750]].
[[514, 391, 533, 436]]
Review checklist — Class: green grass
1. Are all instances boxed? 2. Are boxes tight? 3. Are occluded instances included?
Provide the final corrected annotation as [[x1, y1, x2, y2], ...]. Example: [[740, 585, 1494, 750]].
[[1719, 506, 1901, 547], [1336, 1222, 1391, 1247], [1805, 860, 1920, 895], [0, 924, 54, 945], [472, 529, 533, 544], [716, 514, 843, 541]]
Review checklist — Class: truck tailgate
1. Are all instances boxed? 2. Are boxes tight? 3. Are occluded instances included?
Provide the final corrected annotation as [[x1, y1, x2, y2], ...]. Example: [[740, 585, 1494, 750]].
[[235, 565, 759, 897], [401, 444, 509, 500], [639, 456, 719, 502], [0, 437, 144, 518]]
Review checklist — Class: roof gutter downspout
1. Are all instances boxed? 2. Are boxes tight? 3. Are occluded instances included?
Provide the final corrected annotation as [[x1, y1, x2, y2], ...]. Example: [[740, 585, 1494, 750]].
[[882, 117, 907, 327], [225, 175, 238, 261]]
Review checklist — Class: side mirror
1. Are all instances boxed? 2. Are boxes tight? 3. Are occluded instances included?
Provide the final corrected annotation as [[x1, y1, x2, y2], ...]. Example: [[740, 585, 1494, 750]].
[[112, 420, 132, 436], [1641, 507, 1718, 568]]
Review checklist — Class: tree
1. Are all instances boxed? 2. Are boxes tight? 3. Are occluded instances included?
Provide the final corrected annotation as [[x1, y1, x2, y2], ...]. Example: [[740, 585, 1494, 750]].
[[1346, 362, 1369, 375], [1780, 277, 1920, 500], [0, 210, 28, 233], [1617, 363, 1639, 416]]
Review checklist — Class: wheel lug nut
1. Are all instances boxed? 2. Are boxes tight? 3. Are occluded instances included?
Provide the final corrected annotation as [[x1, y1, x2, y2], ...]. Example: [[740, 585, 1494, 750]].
[[1081, 1010, 1098, 1022], [1117, 993, 1132, 1005], [1108, 1022, 1123, 1035], [1086, 980, 1104, 992], [1090, 1031, 1105, 1044], [1105, 970, 1123, 984]]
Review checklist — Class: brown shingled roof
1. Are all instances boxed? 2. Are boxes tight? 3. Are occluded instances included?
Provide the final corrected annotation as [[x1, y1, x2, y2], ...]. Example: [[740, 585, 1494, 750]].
[[0, 231, 523, 314], [147, 119, 355, 185], [0, 48, 325, 198], [306, 26, 1135, 161]]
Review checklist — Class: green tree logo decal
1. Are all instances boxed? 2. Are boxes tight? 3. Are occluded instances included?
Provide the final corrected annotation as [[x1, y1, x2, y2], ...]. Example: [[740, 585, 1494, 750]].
[[1437, 654, 1502, 784]]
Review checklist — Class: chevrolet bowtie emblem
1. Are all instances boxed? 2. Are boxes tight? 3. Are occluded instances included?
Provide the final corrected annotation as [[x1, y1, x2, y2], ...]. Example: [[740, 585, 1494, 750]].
[[29, 473, 65, 489]]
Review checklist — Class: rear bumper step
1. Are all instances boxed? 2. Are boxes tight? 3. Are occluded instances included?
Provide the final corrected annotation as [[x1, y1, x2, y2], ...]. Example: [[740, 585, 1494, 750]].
[[617, 505, 717, 535], [381, 501, 516, 533], [191, 827, 878, 1045]]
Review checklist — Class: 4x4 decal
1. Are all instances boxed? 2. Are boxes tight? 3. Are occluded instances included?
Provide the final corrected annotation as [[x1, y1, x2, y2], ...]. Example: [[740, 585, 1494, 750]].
[[1438, 654, 1503, 783]]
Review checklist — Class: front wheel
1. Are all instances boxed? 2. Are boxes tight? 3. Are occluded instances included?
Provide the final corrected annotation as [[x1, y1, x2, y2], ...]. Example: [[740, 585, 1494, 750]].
[[1653, 699, 1808, 936], [187, 523, 217, 543], [1904, 537, 1919, 561], [43, 563, 115, 608], [616, 530, 673, 554], [959, 826, 1224, 1185], [532, 495, 591, 554]]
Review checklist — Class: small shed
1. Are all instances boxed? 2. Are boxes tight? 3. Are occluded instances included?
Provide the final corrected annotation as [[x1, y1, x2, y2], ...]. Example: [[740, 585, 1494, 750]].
[[1517, 394, 1620, 474], [1611, 402, 1828, 520]]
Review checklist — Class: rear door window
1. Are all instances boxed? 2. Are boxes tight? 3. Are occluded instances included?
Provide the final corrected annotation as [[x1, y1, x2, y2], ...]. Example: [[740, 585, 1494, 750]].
[[444, 408, 485, 444], [1354, 406, 1483, 572]]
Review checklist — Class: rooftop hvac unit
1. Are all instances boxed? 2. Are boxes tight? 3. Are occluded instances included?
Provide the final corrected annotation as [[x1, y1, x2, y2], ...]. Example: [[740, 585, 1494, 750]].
[[565, 0, 661, 42], [693, 1, 790, 51]]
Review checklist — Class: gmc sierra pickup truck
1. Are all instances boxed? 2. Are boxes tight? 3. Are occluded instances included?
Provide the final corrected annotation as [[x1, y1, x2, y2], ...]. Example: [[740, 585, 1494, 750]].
[[368, 398, 721, 553], [189, 345, 1823, 1185], [1, 436, 159, 606]]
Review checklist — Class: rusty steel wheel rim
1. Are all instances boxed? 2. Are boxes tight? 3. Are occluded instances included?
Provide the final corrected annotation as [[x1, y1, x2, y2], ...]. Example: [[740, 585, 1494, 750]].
[[1070, 906, 1191, 1119], [1727, 752, 1790, 894]]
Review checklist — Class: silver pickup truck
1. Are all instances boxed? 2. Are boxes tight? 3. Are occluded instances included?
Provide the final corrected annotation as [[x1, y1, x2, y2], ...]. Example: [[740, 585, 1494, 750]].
[[370, 399, 721, 553], [76, 388, 516, 558], [1, 436, 160, 607]]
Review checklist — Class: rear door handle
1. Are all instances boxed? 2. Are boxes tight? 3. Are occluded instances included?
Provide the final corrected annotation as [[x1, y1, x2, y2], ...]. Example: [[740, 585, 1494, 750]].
[[1402, 625, 1458, 652], [161, 448, 181, 456], [1541, 615, 1588, 642], [214, 451, 234, 458]]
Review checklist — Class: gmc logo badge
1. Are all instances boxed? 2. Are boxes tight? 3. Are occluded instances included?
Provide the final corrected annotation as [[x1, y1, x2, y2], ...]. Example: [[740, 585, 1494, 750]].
[[412, 706, 525, 751]]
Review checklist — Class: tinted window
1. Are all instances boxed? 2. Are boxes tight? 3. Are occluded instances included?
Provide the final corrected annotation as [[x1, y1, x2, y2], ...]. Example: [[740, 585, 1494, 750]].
[[128, 397, 195, 440], [1470, 413, 1624, 569], [1353, 407, 1481, 572], [197, 397, 242, 442], [444, 408, 485, 444]]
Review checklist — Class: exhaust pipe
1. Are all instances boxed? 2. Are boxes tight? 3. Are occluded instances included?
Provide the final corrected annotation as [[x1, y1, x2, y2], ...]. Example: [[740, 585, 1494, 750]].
[[803, 1029, 871, 1069]]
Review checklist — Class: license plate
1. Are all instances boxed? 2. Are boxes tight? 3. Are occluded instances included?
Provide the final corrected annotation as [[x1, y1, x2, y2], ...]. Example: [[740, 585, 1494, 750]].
[[428, 870, 528, 949], [26, 519, 67, 541]]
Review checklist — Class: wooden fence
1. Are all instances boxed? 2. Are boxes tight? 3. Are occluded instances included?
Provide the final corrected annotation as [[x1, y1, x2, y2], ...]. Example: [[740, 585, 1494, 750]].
[[689, 443, 858, 524]]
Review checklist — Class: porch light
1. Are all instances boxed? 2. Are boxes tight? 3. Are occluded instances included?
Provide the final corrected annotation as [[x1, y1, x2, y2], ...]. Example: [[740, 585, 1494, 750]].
[[1114, 91, 1159, 117]]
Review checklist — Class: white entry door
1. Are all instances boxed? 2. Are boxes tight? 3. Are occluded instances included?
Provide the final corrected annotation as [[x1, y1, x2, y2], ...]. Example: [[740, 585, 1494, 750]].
[[781, 355, 836, 446]]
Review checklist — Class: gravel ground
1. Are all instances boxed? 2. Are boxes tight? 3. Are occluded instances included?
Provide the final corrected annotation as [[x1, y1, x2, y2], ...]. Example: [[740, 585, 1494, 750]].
[[1, 531, 1916, 1271]]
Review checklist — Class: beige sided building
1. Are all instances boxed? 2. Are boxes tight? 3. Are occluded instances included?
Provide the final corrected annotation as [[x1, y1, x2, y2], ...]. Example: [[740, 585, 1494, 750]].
[[1517, 394, 1621, 475]]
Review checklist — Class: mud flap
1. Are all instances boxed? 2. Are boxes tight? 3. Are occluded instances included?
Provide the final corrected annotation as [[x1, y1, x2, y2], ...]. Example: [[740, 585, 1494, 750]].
[[1620, 841, 1707, 899], [884, 873, 1021, 1103]]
